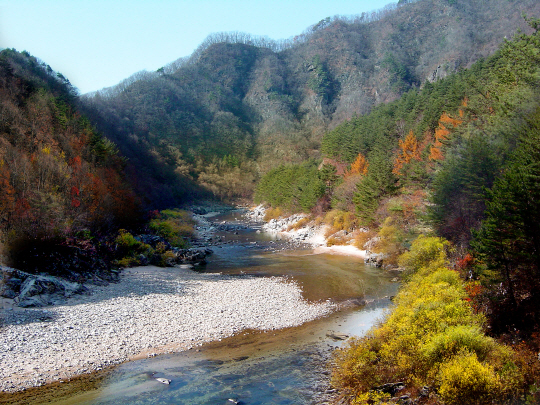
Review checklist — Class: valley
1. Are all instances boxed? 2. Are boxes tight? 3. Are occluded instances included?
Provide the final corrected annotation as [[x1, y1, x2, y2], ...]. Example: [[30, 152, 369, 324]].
[[1, 1, 540, 403]]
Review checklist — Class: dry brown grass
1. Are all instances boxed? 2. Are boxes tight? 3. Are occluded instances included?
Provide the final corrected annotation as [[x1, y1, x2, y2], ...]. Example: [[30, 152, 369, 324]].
[[263, 206, 283, 221], [353, 229, 377, 250], [287, 216, 311, 231]]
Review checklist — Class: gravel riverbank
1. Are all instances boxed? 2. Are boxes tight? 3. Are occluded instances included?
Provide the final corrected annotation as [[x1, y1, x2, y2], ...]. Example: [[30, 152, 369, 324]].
[[0, 265, 335, 393]]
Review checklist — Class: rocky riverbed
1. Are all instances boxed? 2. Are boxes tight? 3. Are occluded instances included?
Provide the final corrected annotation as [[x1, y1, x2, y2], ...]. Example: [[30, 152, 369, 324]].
[[0, 265, 335, 393]]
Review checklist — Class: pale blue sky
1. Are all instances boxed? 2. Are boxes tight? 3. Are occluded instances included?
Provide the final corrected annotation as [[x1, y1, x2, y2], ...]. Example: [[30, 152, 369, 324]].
[[0, 0, 394, 94]]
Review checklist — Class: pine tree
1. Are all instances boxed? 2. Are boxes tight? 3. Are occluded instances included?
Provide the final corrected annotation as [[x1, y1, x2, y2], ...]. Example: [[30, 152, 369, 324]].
[[354, 149, 396, 224], [472, 106, 540, 330], [431, 133, 503, 246]]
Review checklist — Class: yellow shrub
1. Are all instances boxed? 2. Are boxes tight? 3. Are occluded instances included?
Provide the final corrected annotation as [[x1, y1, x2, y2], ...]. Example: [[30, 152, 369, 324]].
[[324, 209, 356, 232], [333, 336, 386, 394], [371, 217, 404, 266], [438, 351, 501, 405], [332, 235, 525, 404], [352, 391, 392, 405], [398, 235, 449, 274], [421, 325, 495, 364], [327, 235, 347, 246], [115, 256, 139, 268], [288, 217, 310, 231]]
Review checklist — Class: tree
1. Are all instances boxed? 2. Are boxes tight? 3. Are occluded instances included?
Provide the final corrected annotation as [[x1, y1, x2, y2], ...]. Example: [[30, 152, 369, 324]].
[[254, 160, 325, 212], [319, 163, 339, 192], [346, 152, 369, 177], [0, 161, 16, 222], [354, 149, 397, 224], [431, 134, 502, 247], [429, 112, 462, 161], [392, 130, 421, 176], [472, 106, 540, 332]]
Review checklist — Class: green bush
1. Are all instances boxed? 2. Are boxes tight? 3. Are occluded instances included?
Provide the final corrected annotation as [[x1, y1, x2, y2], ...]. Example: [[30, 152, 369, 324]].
[[149, 209, 194, 248], [114, 229, 153, 268], [115, 229, 152, 257], [115, 256, 140, 268]]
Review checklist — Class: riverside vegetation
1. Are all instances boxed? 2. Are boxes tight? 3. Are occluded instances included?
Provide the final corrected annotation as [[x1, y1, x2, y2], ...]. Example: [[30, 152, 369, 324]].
[[332, 237, 540, 404], [1, 1, 540, 403], [0, 49, 203, 279], [255, 18, 540, 405]]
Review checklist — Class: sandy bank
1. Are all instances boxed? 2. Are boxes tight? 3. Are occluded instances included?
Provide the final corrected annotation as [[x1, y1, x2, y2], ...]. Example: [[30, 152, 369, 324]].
[[248, 205, 368, 258], [313, 244, 367, 258], [0, 265, 335, 393]]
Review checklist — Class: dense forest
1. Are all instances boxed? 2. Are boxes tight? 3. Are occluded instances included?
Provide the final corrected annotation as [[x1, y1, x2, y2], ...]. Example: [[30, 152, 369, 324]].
[[80, 0, 540, 205], [0, 49, 142, 271], [0, 50, 196, 277]]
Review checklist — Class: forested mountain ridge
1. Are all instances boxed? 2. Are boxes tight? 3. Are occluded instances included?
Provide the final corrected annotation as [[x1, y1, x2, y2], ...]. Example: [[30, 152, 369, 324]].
[[0, 49, 142, 272], [256, 18, 540, 403], [81, 0, 540, 205], [1, 3, 540, 403]]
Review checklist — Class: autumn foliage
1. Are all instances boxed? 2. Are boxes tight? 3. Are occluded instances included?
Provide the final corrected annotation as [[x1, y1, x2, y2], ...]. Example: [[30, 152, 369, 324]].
[[392, 130, 421, 175], [429, 112, 463, 161], [346, 153, 369, 177], [0, 49, 140, 264]]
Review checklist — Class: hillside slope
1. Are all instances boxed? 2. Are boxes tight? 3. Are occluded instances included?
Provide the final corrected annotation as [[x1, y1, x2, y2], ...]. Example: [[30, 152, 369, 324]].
[[81, 0, 540, 203], [0, 49, 140, 271]]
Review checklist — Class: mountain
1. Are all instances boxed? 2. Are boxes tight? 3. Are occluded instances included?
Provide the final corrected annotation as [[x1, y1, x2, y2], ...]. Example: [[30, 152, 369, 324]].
[[0, 49, 140, 268], [80, 0, 540, 204]]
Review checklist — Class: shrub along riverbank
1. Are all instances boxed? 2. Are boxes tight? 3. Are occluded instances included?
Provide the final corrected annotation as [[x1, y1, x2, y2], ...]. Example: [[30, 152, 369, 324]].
[[331, 236, 540, 404], [248, 20, 540, 404]]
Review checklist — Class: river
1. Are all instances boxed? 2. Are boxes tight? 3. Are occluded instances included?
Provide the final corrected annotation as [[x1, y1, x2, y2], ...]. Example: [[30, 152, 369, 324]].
[[13, 209, 398, 405]]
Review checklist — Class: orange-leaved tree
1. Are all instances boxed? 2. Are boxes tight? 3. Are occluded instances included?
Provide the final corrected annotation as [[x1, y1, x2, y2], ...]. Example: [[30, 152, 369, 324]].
[[429, 112, 463, 161], [393, 130, 421, 175], [346, 152, 369, 177]]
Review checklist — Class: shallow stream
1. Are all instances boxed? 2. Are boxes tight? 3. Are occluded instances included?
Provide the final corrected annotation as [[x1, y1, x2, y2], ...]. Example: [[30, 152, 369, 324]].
[[21, 209, 398, 405]]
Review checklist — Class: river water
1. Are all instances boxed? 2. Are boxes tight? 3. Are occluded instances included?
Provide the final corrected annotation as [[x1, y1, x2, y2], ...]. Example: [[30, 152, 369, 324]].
[[26, 209, 398, 405]]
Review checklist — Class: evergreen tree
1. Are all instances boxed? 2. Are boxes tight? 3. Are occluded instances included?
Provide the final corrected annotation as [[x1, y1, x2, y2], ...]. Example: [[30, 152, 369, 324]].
[[431, 133, 503, 246], [354, 147, 397, 224], [472, 106, 540, 331], [254, 160, 325, 212]]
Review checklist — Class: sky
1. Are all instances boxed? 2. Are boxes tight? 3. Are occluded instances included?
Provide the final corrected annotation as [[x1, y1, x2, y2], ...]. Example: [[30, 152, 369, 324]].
[[0, 0, 394, 94]]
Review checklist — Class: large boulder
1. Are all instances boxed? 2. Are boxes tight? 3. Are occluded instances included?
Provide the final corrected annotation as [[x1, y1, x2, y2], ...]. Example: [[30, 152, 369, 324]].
[[1, 266, 88, 307], [17, 275, 88, 307]]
